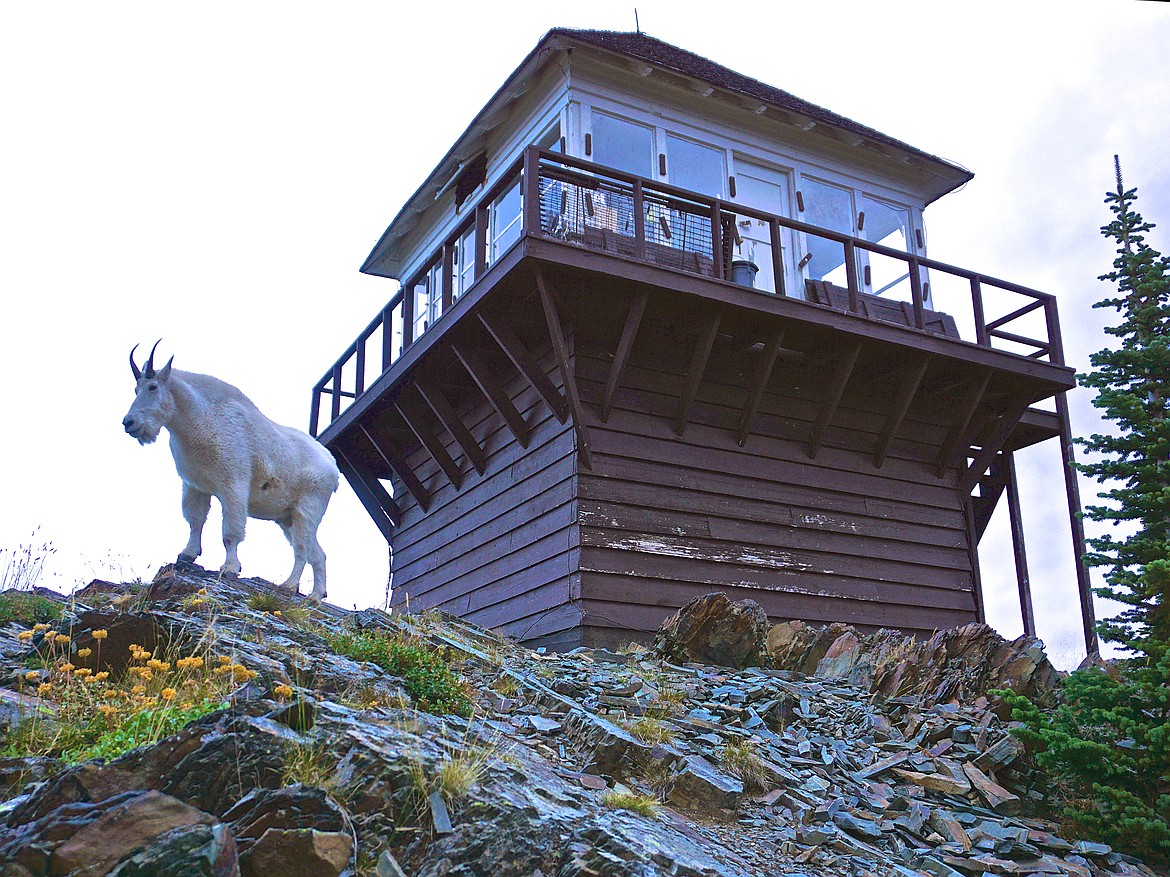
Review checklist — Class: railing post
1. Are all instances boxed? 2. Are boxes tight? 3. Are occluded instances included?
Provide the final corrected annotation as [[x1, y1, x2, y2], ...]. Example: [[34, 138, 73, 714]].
[[843, 240, 860, 313], [710, 198, 723, 280], [633, 179, 646, 261], [971, 276, 989, 347], [331, 363, 342, 421], [1045, 295, 1065, 366], [309, 386, 321, 437], [355, 339, 365, 397], [441, 242, 453, 312], [770, 218, 786, 296], [909, 255, 926, 329], [403, 281, 415, 348], [475, 202, 489, 277], [523, 145, 541, 237], [381, 302, 394, 370]]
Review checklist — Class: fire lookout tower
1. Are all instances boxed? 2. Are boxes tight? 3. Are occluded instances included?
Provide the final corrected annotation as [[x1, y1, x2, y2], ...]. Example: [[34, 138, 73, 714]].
[[311, 29, 1096, 652]]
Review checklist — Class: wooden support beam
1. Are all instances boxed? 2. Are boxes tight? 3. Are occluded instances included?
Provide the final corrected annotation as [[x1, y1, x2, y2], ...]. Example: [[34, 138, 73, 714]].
[[874, 356, 930, 468], [1056, 391, 1099, 656], [674, 312, 722, 437], [414, 377, 486, 475], [358, 423, 429, 512], [807, 339, 862, 459], [964, 497, 986, 624], [333, 443, 399, 540], [393, 392, 463, 490], [937, 370, 992, 477], [602, 290, 649, 423], [535, 269, 592, 469], [960, 400, 1031, 495], [735, 324, 786, 447], [478, 311, 568, 423], [452, 342, 530, 449], [1003, 452, 1037, 638]]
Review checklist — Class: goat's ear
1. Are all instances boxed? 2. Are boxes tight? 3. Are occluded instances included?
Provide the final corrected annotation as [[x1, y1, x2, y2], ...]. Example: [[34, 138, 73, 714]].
[[157, 357, 174, 381]]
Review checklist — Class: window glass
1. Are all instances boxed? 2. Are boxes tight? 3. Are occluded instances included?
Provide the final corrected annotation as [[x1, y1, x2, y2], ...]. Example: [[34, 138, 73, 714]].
[[490, 179, 522, 261], [801, 178, 854, 284], [667, 135, 724, 197], [592, 112, 653, 177], [455, 227, 476, 299], [859, 195, 911, 296], [428, 261, 444, 326], [412, 279, 429, 339]]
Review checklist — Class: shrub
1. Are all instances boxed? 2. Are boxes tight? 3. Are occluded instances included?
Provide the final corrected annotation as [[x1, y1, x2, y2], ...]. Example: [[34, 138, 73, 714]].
[[326, 629, 471, 716], [601, 790, 659, 817], [1000, 655, 1170, 869], [0, 592, 62, 627]]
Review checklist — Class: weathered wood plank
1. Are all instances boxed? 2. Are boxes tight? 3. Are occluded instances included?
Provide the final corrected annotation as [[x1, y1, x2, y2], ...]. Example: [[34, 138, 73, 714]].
[[414, 377, 487, 475], [478, 310, 569, 423], [937, 370, 992, 476], [452, 340, 531, 449], [874, 356, 929, 468], [536, 270, 592, 468], [602, 290, 649, 422], [736, 324, 786, 446], [674, 311, 722, 437], [808, 339, 862, 459], [358, 423, 429, 512]]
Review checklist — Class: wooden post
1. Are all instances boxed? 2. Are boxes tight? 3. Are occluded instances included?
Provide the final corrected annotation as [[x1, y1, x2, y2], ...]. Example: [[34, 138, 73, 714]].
[[909, 256, 926, 330], [309, 387, 321, 437], [770, 218, 785, 296], [971, 276, 989, 347], [843, 241, 860, 313], [1003, 452, 1037, 637], [523, 146, 541, 237], [475, 202, 489, 278], [1056, 390, 1099, 656], [633, 179, 646, 261], [965, 499, 987, 624], [331, 362, 342, 421], [710, 199, 724, 280]]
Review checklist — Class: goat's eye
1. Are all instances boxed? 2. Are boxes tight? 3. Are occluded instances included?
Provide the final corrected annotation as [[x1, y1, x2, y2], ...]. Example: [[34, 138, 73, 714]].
[[148, 384, 158, 392]]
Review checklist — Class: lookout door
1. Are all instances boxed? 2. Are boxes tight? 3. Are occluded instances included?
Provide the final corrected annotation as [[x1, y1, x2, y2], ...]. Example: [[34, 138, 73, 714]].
[[732, 161, 793, 296]]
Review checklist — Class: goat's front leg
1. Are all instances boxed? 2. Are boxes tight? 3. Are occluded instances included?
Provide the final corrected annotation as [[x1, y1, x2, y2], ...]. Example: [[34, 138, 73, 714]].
[[218, 487, 248, 579], [178, 484, 211, 564]]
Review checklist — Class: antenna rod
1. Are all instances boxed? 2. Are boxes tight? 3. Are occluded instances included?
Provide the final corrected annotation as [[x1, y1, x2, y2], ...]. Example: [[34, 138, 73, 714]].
[[635, 8, 640, 33]]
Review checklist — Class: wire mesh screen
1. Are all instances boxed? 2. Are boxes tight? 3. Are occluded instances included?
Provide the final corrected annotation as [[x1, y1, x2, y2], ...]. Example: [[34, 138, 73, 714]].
[[538, 165, 722, 279]]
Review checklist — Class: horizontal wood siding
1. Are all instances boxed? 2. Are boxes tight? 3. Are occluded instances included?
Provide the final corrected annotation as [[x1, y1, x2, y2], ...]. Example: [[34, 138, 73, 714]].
[[575, 328, 978, 640], [388, 349, 582, 644]]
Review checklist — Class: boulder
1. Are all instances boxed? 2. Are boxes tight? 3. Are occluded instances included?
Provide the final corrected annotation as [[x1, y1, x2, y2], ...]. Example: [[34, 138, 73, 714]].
[[106, 823, 239, 877], [653, 593, 769, 670], [239, 828, 352, 877]]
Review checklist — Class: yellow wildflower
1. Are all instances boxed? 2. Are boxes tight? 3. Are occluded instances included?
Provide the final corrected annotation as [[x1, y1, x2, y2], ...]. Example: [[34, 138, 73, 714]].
[[24, 670, 39, 682], [78, 648, 92, 658], [58, 663, 75, 673], [98, 704, 117, 717], [147, 659, 170, 673], [37, 683, 53, 696], [95, 672, 109, 682], [17, 630, 34, 641], [274, 684, 294, 699], [197, 588, 207, 595], [160, 688, 177, 701], [103, 689, 119, 700], [92, 629, 108, 640], [218, 655, 232, 665], [33, 623, 49, 632], [53, 633, 70, 645], [273, 610, 282, 617], [75, 668, 92, 678], [131, 685, 146, 696]]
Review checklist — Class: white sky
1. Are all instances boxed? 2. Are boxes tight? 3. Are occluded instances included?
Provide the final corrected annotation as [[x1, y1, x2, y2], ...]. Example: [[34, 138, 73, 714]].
[[2, 2, 1167, 667]]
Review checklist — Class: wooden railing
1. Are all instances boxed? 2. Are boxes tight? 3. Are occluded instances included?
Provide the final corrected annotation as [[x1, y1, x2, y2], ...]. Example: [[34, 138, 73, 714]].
[[312, 147, 1064, 436]]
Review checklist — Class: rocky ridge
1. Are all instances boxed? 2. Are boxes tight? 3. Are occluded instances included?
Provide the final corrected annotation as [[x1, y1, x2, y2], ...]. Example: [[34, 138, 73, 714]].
[[0, 569, 1156, 877]]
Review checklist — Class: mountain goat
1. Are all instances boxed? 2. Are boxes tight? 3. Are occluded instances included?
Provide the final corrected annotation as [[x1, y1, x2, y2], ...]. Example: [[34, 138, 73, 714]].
[[122, 342, 340, 599]]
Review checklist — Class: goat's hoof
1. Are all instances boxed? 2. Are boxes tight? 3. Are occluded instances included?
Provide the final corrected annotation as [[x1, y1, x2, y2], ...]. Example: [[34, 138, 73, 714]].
[[217, 568, 240, 582], [177, 552, 199, 564]]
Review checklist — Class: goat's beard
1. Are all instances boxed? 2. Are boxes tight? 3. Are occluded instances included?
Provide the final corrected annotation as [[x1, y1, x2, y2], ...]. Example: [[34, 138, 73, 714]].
[[131, 424, 161, 445]]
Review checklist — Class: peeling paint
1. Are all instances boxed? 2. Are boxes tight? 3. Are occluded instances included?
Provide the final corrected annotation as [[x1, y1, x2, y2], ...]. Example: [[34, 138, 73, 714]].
[[605, 534, 815, 572]]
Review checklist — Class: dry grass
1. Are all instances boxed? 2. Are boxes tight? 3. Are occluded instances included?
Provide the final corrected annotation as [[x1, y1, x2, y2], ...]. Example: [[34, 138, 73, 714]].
[[601, 789, 659, 817], [720, 738, 768, 790], [627, 716, 675, 746]]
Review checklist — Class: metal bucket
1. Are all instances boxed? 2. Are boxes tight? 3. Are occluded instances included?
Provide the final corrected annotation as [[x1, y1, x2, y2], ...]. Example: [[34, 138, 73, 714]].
[[730, 259, 759, 288]]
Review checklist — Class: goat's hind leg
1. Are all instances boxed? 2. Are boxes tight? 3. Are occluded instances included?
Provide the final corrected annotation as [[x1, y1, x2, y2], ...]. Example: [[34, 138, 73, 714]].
[[277, 517, 308, 596], [178, 485, 211, 565], [218, 488, 247, 580]]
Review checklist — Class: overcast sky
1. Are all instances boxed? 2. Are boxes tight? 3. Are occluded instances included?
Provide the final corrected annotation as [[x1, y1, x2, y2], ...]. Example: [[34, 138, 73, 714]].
[[2, 2, 1167, 667]]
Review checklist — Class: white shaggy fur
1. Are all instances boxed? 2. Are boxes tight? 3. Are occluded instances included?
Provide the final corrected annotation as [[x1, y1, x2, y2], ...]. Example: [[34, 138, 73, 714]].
[[122, 348, 340, 599]]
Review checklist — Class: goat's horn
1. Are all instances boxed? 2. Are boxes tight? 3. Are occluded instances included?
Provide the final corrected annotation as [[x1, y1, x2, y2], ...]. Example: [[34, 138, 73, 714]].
[[129, 344, 142, 380], [144, 339, 162, 379]]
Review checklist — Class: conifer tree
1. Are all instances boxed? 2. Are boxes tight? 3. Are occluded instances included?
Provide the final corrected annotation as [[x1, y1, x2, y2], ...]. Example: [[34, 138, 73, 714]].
[[1076, 156, 1170, 650]]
